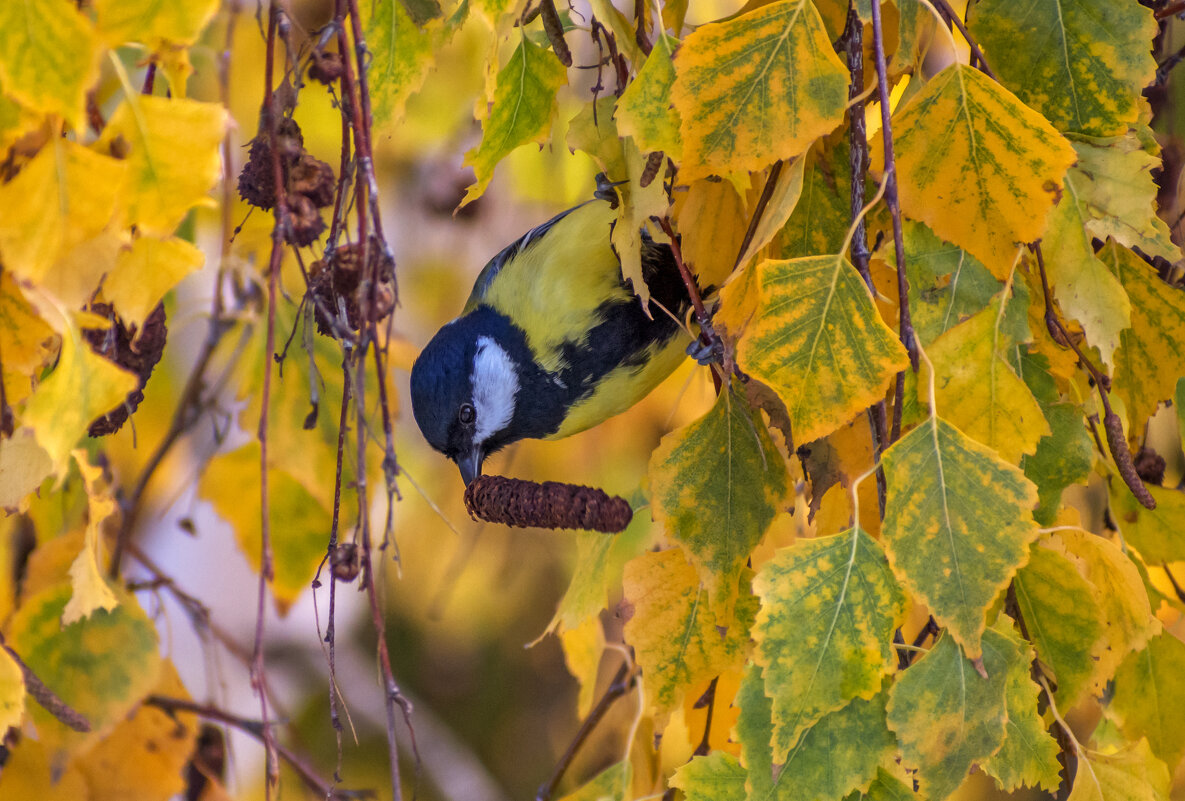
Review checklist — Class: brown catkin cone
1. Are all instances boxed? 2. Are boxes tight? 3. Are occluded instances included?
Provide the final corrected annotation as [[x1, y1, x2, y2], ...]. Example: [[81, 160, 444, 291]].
[[464, 475, 632, 533]]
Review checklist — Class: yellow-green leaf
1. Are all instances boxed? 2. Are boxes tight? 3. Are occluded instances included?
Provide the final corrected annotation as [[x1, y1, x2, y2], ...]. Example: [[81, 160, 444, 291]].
[[1068, 738, 1170, 801], [1069, 132, 1177, 261], [982, 633, 1063, 792], [103, 235, 204, 329], [878, 63, 1076, 278], [736, 664, 896, 801], [365, 0, 448, 126], [1110, 631, 1185, 773], [886, 627, 1022, 800], [0, 646, 23, 732], [0, 139, 125, 286], [62, 452, 120, 625], [672, 0, 848, 181], [1022, 403, 1095, 526], [0, 0, 99, 130], [462, 36, 567, 205], [670, 751, 747, 801], [648, 389, 788, 618], [200, 443, 330, 615], [881, 416, 1040, 657], [21, 301, 138, 473], [7, 582, 161, 756], [0, 272, 56, 405], [622, 548, 756, 722], [94, 0, 219, 46], [738, 254, 909, 446], [1103, 242, 1185, 431], [559, 617, 603, 718], [924, 294, 1050, 464], [901, 220, 1002, 347], [616, 33, 681, 159], [1013, 539, 1103, 708], [1112, 485, 1185, 565], [1056, 529, 1157, 695], [775, 138, 853, 260], [752, 528, 905, 759], [99, 95, 228, 236], [557, 760, 631, 801], [969, 0, 1157, 136]]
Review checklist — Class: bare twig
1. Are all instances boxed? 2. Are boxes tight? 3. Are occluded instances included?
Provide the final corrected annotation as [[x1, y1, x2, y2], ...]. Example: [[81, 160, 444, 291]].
[[1, 637, 90, 732], [930, 0, 997, 79], [733, 159, 784, 272], [536, 661, 636, 801], [692, 677, 718, 757]]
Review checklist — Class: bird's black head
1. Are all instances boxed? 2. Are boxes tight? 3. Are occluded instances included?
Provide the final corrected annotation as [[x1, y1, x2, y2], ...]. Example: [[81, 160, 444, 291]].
[[410, 308, 547, 485]]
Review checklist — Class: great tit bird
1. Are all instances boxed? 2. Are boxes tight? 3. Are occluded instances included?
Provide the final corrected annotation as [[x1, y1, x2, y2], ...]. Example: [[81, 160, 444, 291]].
[[410, 198, 692, 485]]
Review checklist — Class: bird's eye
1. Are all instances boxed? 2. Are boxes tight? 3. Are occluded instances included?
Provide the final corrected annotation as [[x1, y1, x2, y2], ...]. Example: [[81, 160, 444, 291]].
[[458, 403, 476, 426]]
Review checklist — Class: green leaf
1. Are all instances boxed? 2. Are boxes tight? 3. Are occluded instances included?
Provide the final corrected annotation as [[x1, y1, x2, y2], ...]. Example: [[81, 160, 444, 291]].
[[901, 220, 1002, 347], [1103, 242, 1185, 432], [752, 528, 906, 759], [982, 640, 1062, 793], [557, 760, 631, 801], [364, 0, 449, 126], [1112, 485, 1185, 565], [672, 0, 848, 181], [738, 254, 909, 446], [616, 33, 681, 159], [877, 62, 1076, 278], [1110, 631, 1185, 773], [7, 582, 161, 757], [969, 0, 1157, 136], [1013, 539, 1103, 707], [622, 549, 757, 722], [923, 291, 1050, 465], [736, 665, 895, 801], [1068, 738, 1170, 801], [881, 416, 1040, 657], [886, 627, 1022, 800], [1022, 403, 1095, 525], [462, 36, 567, 204], [775, 137, 855, 260], [648, 389, 789, 618], [0, 0, 99, 130], [862, 768, 917, 801], [670, 751, 747, 801], [1067, 132, 1177, 261]]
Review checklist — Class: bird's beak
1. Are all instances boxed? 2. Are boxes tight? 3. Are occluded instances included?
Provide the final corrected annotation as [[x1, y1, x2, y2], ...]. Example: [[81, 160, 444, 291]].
[[457, 447, 484, 486]]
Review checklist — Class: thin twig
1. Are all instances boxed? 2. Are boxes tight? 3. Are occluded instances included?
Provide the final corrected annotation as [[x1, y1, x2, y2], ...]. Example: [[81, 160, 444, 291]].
[[869, 0, 918, 452], [1163, 563, 1185, 604], [930, 0, 997, 79], [692, 677, 718, 757], [536, 661, 636, 801], [733, 159, 784, 272], [1, 637, 90, 732], [145, 695, 372, 800]]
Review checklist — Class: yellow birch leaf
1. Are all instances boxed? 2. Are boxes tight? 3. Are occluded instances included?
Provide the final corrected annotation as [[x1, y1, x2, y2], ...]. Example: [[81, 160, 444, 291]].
[[199, 442, 330, 615], [0, 645, 23, 732], [567, 96, 626, 181], [0, 431, 52, 511], [1042, 170, 1131, 370], [610, 141, 672, 311], [0, 738, 88, 801], [94, 0, 219, 46], [1068, 739, 1170, 801], [648, 389, 789, 619], [0, 0, 100, 130], [0, 140, 125, 285], [775, 137, 852, 260], [672, 0, 848, 182], [678, 178, 747, 288], [881, 416, 1040, 658], [924, 298, 1051, 464], [1012, 539, 1103, 708], [969, 0, 1157, 137], [622, 549, 757, 723], [738, 254, 909, 446], [886, 627, 1022, 800], [1110, 631, 1185, 773], [365, 0, 448, 126], [62, 451, 120, 624], [670, 752, 747, 801], [560, 616, 603, 718], [1103, 242, 1185, 431], [1070, 132, 1177, 262], [7, 581, 162, 757], [99, 95, 228, 236], [48, 228, 126, 309], [1111, 485, 1185, 565], [103, 235, 204, 329], [0, 273, 56, 405], [735, 156, 806, 270], [752, 527, 906, 760], [877, 63, 1076, 278], [77, 661, 199, 801], [0, 89, 41, 154], [21, 299, 138, 473], [1055, 528, 1157, 695], [462, 36, 567, 205], [616, 33, 682, 159]]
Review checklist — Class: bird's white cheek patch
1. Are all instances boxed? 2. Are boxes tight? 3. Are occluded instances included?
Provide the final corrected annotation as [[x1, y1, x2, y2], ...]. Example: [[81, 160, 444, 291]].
[[471, 336, 518, 446]]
